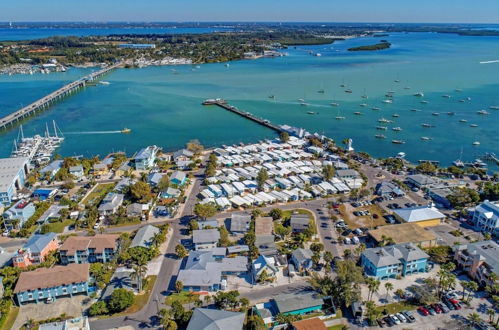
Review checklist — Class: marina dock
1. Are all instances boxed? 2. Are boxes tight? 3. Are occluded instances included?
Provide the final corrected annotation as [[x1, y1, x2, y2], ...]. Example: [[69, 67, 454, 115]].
[[0, 63, 121, 131], [202, 98, 284, 133]]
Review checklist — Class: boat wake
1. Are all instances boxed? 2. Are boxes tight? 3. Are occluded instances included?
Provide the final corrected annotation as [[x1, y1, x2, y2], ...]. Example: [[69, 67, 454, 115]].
[[479, 60, 499, 64], [64, 131, 122, 135]]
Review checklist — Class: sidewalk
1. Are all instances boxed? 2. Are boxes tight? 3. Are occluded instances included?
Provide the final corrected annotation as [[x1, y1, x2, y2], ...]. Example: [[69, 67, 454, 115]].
[[146, 227, 173, 277]]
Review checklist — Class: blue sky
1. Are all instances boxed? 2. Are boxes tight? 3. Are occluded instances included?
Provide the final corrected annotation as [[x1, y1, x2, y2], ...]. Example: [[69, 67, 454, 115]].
[[1, 0, 499, 23]]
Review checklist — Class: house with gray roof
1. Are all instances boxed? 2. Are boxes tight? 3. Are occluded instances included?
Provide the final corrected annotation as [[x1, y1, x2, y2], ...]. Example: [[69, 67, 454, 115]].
[[13, 233, 59, 268], [361, 243, 429, 279], [252, 254, 279, 282], [290, 214, 310, 233], [193, 229, 220, 250], [186, 308, 245, 330], [406, 174, 437, 189], [291, 248, 313, 274], [133, 145, 159, 170], [98, 193, 124, 215], [375, 181, 405, 198], [454, 240, 499, 286], [69, 165, 84, 179], [336, 169, 361, 180], [170, 171, 187, 186], [177, 250, 248, 292], [272, 292, 325, 315], [255, 235, 277, 256], [230, 213, 251, 234], [131, 225, 160, 248]]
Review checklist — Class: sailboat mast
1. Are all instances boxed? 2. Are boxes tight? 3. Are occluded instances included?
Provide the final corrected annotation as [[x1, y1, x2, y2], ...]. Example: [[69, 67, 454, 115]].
[[53, 120, 58, 138], [45, 122, 50, 138], [20, 125, 24, 141]]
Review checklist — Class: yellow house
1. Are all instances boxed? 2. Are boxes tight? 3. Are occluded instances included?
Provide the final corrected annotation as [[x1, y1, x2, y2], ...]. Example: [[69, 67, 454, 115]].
[[92, 163, 109, 176], [393, 205, 445, 228]]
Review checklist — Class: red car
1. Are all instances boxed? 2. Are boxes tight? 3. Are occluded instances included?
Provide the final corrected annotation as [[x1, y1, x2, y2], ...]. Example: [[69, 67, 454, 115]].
[[449, 299, 461, 310], [432, 304, 442, 313], [418, 306, 429, 316]]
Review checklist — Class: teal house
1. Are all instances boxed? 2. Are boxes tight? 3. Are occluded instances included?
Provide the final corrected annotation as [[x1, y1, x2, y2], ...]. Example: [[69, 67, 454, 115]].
[[14, 264, 90, 305], [272, 292, 324, 316], [170, 171, 187, 186], [361, 243, 429, 279]]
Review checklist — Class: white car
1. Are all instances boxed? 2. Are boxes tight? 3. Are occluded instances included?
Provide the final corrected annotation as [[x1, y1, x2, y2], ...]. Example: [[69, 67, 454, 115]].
[[395, 312, 407, 323], [93, 222, 101, 229], [2, 231, 10, 237], [390, 314, 401, 325]]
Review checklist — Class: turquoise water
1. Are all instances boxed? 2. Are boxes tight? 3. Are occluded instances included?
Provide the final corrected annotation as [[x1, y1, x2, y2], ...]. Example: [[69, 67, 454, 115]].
[[0, 27, 233, 41], [0, 32, 498, 168]]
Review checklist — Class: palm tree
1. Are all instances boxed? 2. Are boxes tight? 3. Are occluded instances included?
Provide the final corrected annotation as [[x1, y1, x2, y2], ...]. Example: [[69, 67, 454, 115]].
[[487, 308, 496, 323], [384, 282, 394, 304], [467, 281, 479, 302], [131, 263, 148, 292], [151, 232, 163, 248], [468, 312, 481, 327], [366, 277, 381, 301]]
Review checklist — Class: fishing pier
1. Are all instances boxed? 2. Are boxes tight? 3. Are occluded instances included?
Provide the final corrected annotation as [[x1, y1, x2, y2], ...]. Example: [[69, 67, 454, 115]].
[[0, 63, 121, 131], [202, 98, 284, 133]]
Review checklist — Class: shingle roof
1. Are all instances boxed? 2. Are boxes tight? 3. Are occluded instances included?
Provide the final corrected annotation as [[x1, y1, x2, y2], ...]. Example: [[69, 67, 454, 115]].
[[255, 217, 273, 236], [361, 243, 429, 268], [14, 264, 89, 293], [394, 205, 445, 223], [59, 234, 119, 254], [186, 308, 245, 330], [24, 233, 57, 253], [273, 292, 324, 314], [0, 157, 28, 191], [193, 229, 220, 244], [230, 213, 251, 232], [130, 225, 160, 248], [292, 248, 313, 264], [292, 318, 327, 330]]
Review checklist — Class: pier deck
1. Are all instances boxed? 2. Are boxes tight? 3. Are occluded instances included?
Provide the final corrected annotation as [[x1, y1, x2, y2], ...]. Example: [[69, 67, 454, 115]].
[[202, 98, 284, 133], [0, 63, 121, 131]]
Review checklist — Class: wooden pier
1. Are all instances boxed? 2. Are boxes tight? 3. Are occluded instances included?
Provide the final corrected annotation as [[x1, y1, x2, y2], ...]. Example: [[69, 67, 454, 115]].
[[0, 63, 121, 131], [202, 98, 284, 133], [481, 152, 499, 165]]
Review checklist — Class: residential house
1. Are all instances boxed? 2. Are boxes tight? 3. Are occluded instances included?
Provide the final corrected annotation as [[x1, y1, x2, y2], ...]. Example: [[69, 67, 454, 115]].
[[198, 220, 219, 229], [13, 233, 59, 268], [454, 241, 499, 286], [230, 213, 251, 234], [375, 181, 405, 198], [393, 204, 445, 227], [40, 160, 63, 180], [255, 235, 278, 256], [59, 234, 120, 264], [170, 171, 187, 186], [3, 200, 36, 230], [406, 174, 436, 189], [255, 217, 273, 236], [471, 200, 499, 236], [37, 204, 68, 224], [272, 292, 325, 316], [39, 317, 90, 330], [126, 203, 148, 219], [133, 145, 159, 170], [173, 149, 194, 162], [192, 229, 220, 250], [14, 263, 90, 305], [32, 188, 57, 201], [427, 187, 453, 208], [252, 254, 279, 282], [177, 250, 248, 291], [0, 157, 29, 204], [98, 193, 124, 215], [360, 243, 429, 279], [130, 225, 160, 248], [186, 308, 245, 330], [290, 214, 310, 233], [0, 249, 15, 268], [69, 165, 84, 179], [336, 169, 361, 180], [291, 248, 313, 274], [92, 163, 108, 176], [148, 172, 165, 186], [161, 187, 181, 198]]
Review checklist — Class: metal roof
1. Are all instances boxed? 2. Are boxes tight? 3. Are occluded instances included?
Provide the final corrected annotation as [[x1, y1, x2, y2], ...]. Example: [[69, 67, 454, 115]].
[[0, 157, 28, 191], [186, 308, 245, 330]]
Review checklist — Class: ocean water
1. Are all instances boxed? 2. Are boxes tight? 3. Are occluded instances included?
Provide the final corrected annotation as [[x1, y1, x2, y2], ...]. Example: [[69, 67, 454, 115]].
[[0, 32, 498, 168], [0, 27, 233, 41]]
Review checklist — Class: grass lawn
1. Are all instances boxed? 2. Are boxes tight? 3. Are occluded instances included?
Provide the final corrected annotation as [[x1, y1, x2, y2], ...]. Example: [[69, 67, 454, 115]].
[[1, 306, 19, 330], [282, 209, 313, 220], [82, 183, 115, 206], [323, 308, 343, 320], [327, 325, 346, 330], [108, 219, 142, 228], [165, 290, 201, 305], [375, 301, 417, 314], [43, 219, 74, 233]]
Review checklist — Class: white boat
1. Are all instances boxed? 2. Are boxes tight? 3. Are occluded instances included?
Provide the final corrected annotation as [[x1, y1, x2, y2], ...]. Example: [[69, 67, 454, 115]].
[[382, 99, 393, 104], [375, 134, 386, 139], [473, 141, 480, 146], [455, 88, 463, 92], [421, 136, 432, 141], [477, 110, 490, 115], [421, 123, 434, 128], [470, 124, 478, 127], [298, 98, 305, 102], [459, 119, 468, 123], [442, 95, 451, 98], [403, 86, 411, 90], [414, 92, 424, 97], [335, 116, 345, 120], [99, 81, 110, 85], [354, 112, 363, 115], [421, 100, 429, 104], [330, 102, 340, 107], [432, 112, 440, 116], [360, 103, 368, 107], [489, 105, 499, 110], [315, 53, 322, 57], [396, 152, 406, 158], [378, 118, 390, 123], [392, 127, 402, 131], [376, 126, 388, 130], [392, 114, 400, 118], [300, 102, 309, 106], [371, 107, 381, 111]]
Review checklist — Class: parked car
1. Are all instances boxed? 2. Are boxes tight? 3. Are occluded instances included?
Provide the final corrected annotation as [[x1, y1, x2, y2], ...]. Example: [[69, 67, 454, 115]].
[[443, 300, 455, 310], [383, 316, 394, 326], [418, 306, 429, 316], [438, 303, 449, 313], [376, 318, 386, 328], [432, 303, 442, 314], [395, 313, 407, 323], [449, 298, 461, 310], [402, 310, 416, 323], [426, 305, 437, 315], [390, 314, 401, 325]]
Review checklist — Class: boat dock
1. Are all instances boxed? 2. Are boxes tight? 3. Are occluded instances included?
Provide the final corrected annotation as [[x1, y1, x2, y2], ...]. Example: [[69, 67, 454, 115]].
[[0, 63, 121, 131], [202, 98, 284, 133], [481, 152, 499, 165], [418, 160, 440, 166]]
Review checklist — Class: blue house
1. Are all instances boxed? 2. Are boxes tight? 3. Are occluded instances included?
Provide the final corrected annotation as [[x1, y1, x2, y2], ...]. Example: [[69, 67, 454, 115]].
[[32, 188, 57, 201], [3, 200, 36, 230], [360, 243, 429, 279], [0, 157, 30, 204], [170, 171, 187, 186], [272, 292, 325, 316], [14, 263, 90, 305], [133, 146, 159, 170]]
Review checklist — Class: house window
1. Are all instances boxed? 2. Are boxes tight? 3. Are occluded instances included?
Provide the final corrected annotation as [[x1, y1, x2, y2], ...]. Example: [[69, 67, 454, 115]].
[[62, 287, 68, 294], [38, 292, 43, 298], [73, 286, 78, 293], [28, 293, 33, 299]]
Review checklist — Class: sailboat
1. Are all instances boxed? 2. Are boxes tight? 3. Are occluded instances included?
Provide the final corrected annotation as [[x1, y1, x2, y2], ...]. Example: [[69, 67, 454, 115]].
[[361, 89, 368, 99], [453, 148, 465, 167], [335, 108, 345, 120]]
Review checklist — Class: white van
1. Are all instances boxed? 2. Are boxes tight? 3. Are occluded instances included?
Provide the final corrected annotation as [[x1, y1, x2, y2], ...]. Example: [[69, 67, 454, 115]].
[[352, 236, 360, 244], [344, 237, 351, 244]]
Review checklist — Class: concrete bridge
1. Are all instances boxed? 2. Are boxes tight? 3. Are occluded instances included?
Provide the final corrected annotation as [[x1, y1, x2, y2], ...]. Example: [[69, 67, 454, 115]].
[[0, 62, 121, 131]]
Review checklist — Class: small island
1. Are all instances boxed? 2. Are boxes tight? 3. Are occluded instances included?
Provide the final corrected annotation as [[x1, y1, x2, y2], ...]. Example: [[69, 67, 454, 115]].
[[348, 42, 391, 51]]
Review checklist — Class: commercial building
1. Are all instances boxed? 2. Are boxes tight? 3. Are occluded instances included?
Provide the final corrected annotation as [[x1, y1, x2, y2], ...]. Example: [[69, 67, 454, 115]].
[[427, 187, 453, 208], [14, 264, 90, 305], [13, 233, 59, 268], [0, 157, 29, 203], [393, 204, 445, 227], [133, 145, 159, 170], [454, 241, 499, 286], [186, 308, 245, 330], [361, 243, 429, 279], [192, 229, 220, 250], [367, 223, 437, 248], [3, 199, 36, 230], [471, 200, 499, 236], [59, 234, 120, 264]]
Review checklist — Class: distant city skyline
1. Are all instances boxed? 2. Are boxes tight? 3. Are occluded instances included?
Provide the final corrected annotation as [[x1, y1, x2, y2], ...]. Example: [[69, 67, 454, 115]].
[[1, 0, 499, 23]]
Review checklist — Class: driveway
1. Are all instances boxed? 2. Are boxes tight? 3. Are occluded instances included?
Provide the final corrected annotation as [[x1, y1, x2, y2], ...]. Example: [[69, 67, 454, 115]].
[[14, 295, 93, 329]]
